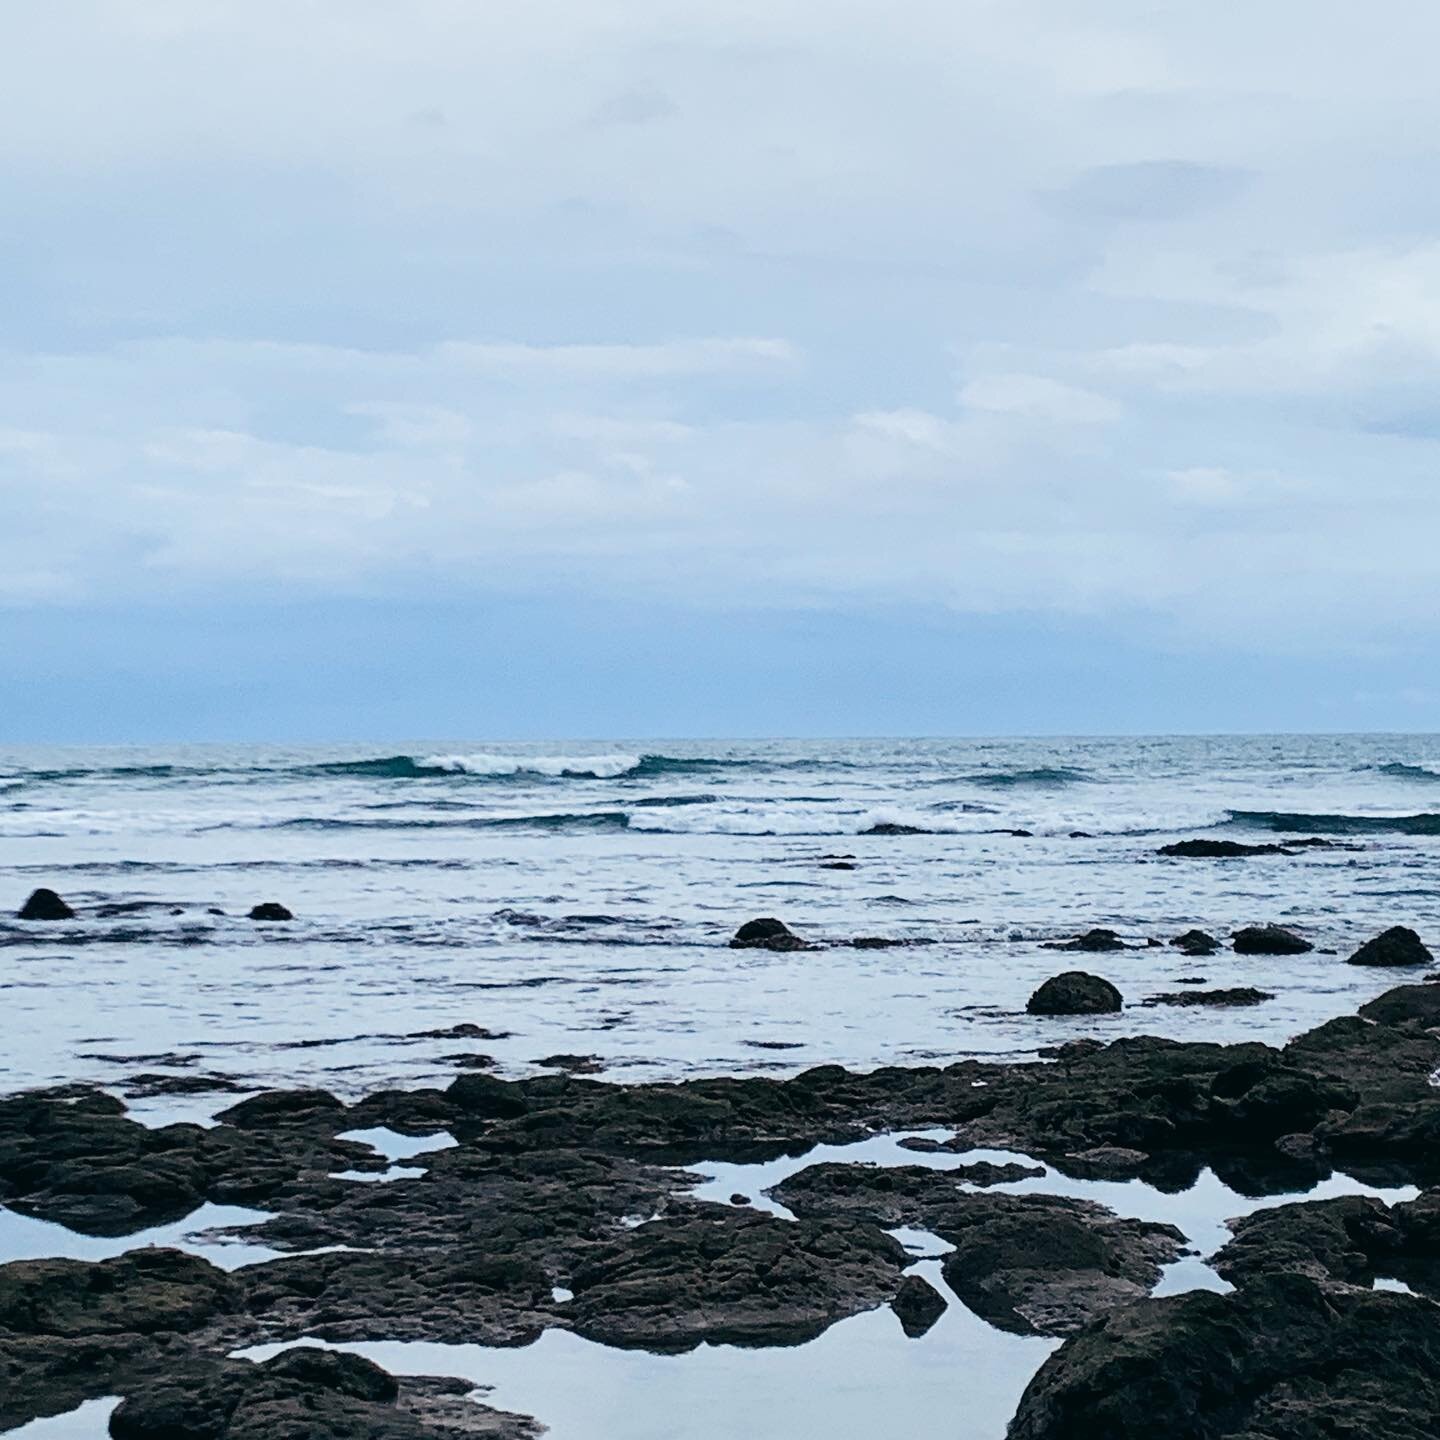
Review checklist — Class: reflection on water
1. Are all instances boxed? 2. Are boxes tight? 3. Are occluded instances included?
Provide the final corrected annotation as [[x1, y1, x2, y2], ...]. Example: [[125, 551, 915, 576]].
[[240, 1267, 1059, 1440]]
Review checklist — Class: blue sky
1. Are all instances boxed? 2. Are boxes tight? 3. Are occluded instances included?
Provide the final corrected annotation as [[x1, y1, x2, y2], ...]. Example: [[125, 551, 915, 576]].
[[4, 3, 1440, 740]]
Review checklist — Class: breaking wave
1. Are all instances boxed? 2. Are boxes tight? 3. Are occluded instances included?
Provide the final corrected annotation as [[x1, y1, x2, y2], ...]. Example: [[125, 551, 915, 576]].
[[1230, 809, 1440, 836]]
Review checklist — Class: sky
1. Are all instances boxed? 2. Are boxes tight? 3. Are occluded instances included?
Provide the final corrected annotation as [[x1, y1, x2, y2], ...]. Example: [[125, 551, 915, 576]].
[[5, 1, 1440, 740]]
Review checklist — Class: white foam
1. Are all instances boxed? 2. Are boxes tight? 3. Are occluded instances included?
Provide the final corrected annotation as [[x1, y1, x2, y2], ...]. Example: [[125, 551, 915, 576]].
[[420, 753, 641, 778]]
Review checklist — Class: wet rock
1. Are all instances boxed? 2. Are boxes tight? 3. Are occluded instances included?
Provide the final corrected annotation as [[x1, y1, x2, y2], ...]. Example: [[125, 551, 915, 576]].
[[1009, 1273, 1440, 1440], [534, 1054, 605, 1075], [938, 1193, 1184, 1336], [109, 1348, 541, 1440], [1212, 1194, 1401, 1287], [1037, 1038, 1106, 1063], [1027, 972, 1123, 1015], [1051, 1146, 1150, 1181], [1232, 924, 1312, 955], [0, 1249, 236, 1339], [247, 902, 294, 922], [820, 860, 857, 870], [563, 1207, 910, 1351], [1144, 987, 1273, 1009], [1357, 982, 1440, 1029], [862, 821, 930, 836], [771, 1165, 1183, 1336], [1171, 929, 1220, 956], [1158, 839, 1289, 858], [217, 1089, 346, 1128], [729, 917, 809, 951], [413, 1023, 511, 1041], [1347, 925, 1434, 968], [445, 1072, 529, 1119], [16, 888, 74, 921], [1209, 1060, 1357, 1140], [890, 1274, 947, 1337], [1042, 928, 1127, 953]]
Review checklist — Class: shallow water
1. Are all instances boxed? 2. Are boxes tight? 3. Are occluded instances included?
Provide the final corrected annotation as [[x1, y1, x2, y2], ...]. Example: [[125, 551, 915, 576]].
[[2, 736, 1439, 1100]]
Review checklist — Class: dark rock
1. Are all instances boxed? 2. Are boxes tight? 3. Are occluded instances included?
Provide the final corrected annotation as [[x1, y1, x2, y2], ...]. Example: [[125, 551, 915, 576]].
[[1232, 924, 1312, 954], [1158, 839, 1289, 858], [729, 1192, 750, 1205], [444, 1073, 529, 1119], [534, 1054, 605, 1075], [820, 861, 857, 870], [1037, 1038, 1106, 1063], [1358, 983, 1440, 1028], [562, 1208, 910, 1351], [1144, 987, 1273, 1009], [217, 1089, 346, 1128], [729, 917, 809, 951], [108, 1347, 541, 1440], [1009, 1273, 1440, 1440], [1042, 928, 1126, 953], [1027, 972, 1123, 1015], [16, 888, 74, 921], [1347, 925, 1434, 968], [413, 1023, 510, 1041], [1171, 929, 1220, 955], [771, 1165, 1182, 1336], [938, 1193, 1184, 1336], [890, 1274, 947, 1337], [247, 903, 293, 922], [862, 822, 930, 836]]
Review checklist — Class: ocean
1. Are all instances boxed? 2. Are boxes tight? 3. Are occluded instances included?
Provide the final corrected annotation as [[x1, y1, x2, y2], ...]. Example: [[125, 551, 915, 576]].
[[3, 733, 1440, 1108]]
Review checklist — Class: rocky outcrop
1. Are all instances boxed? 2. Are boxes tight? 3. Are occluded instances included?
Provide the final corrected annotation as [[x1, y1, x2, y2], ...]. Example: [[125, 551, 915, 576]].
[[16, 888, 74, 920], [1158, 839, 1289, 858], [890, 1274, 947, 1336], [1171, 929, 1220, 955], [1009, 1273, 1440, 1440], [247, 903, 294, 922], [1232, 924, 1312, 955], [1042, 929, 1127, 953], [1347, 925, 1434, 967], [1143, 987, 1272, 1008], [729, 917, 808, 951], [770, 1164, 1184, 1336], [1027, 972, 1123, 1015]]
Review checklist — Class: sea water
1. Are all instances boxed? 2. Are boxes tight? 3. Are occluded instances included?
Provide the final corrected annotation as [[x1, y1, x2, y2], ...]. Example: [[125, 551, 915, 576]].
[[1, 734, 1439, 1102]]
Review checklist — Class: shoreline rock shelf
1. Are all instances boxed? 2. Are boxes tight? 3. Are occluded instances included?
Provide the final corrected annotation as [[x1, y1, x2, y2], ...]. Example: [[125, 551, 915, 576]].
[[5, 973, 1440, 1434]]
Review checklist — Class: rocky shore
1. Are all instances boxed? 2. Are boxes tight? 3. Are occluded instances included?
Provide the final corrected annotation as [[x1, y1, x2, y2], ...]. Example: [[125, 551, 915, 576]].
[[5, 912, 1440, 1436]]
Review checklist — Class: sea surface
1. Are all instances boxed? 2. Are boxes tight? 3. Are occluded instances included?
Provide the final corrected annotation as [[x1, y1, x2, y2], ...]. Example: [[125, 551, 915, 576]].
[[3, 734, 1440, 1107]]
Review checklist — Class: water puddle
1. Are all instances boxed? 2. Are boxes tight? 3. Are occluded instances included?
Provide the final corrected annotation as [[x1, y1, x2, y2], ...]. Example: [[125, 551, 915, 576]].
[[0, 1202, 279, 1269], [1, 1398, 119, 1439]]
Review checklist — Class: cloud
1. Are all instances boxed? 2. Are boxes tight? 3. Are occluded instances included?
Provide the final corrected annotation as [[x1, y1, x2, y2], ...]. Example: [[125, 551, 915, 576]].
[[1046, 161, 1248, 222], [3, 1, 1440, 664]]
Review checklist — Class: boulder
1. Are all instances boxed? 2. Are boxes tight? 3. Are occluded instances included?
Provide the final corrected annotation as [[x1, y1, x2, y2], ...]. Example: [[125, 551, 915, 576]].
[[729, 917, 808, 951], [1347, 925, 1434, 968], [247, 903, 294, 922], [1042, 929, 1126, 953], [16, 888, 74, 921], [1232, 925, 1312, 955], [890, 1274, 947, 1337], [1358, 983, 1440, 1028], [1027, 972, 1123, 1016], [1171, 929, 1220, 956], [1144, 987, 1273, 1009], [1009, 1273, 1440, 1440], [1158, 840, 1288, 858]]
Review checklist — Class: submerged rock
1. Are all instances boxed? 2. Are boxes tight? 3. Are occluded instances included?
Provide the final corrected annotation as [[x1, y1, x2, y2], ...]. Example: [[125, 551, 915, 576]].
[[247, 903, 294, 922], [729, 917, 808, 951], [1027, 972, 1123, 1015], [1144, 987, 1273, 1009], [1171, 929, 1220, 956], [1347, 925, 1434, 968], [16, 888, 74, 921], [1158, 839, 1289, 858], [1232, 924, 1312, 955], [1042, 928, 1127, 953]]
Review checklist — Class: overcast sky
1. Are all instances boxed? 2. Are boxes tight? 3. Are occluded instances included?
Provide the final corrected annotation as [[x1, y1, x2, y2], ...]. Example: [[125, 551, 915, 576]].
[[5, 2, 1440, 740]]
